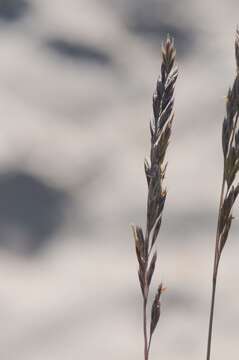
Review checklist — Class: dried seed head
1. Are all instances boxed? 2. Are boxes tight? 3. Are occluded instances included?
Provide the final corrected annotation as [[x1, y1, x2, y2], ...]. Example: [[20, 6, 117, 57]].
[[132, 36, 177, 356], [219, 30, 239, 258]]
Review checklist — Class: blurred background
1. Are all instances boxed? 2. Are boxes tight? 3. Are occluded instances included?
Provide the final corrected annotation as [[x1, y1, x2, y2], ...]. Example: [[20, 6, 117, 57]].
[[0, 0, 239, 359]]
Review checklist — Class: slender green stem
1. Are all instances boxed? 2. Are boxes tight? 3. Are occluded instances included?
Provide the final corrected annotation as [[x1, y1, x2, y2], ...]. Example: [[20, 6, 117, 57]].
[[207, 112, 238, 360], [206, 268, 218, 360], [206, 175, 225, 360]]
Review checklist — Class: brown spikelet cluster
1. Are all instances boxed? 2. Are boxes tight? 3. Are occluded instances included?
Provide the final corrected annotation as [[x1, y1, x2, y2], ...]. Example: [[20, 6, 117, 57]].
[[218, 36, 239, 261], [132, 36, 178, 360], [206, 29, 239, 360]]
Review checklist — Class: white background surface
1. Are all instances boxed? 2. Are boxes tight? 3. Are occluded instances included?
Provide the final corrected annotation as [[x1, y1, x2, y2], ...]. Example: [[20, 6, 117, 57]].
[[0, 0, 238, 359]]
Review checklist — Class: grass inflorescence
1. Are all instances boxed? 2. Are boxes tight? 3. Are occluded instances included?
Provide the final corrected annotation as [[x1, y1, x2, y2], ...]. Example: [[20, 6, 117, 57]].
[[131, 30, 239, 360], [132, 35, 178, 360], [206, 29, 239, 360]]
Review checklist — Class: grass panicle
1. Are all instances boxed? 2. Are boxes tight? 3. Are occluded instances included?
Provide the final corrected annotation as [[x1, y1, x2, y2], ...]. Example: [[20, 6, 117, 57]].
[[132, 35, 178, 360], [132, 30, 239, 360], [206, 29, 239, 360]]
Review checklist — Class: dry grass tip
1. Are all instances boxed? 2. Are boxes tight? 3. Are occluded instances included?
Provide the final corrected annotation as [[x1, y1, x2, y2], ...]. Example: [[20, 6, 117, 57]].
[[132, 35, 178, 360]]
